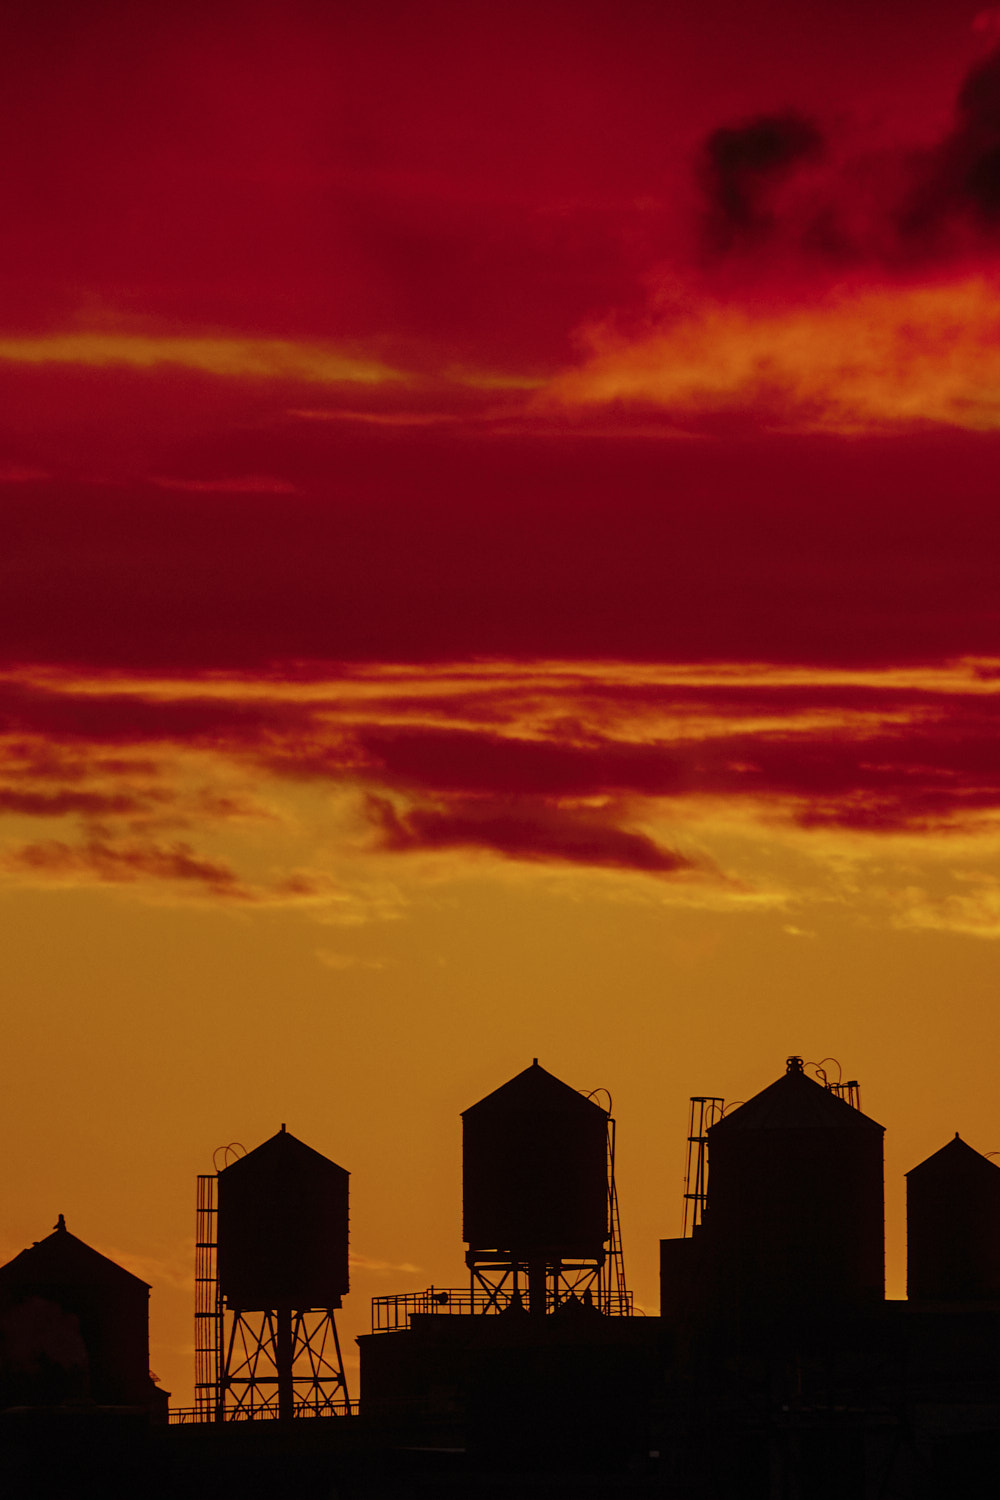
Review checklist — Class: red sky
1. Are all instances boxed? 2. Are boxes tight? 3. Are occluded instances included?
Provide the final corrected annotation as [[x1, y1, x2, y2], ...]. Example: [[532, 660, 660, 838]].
[[4, 0, 1000, 1406]]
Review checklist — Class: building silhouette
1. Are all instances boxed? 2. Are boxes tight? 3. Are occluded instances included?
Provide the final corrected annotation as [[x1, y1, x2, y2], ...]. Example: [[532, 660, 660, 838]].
[[0, 1215, 164, 1414], [2, 1053, 1000, 1498], [907, 1133, 1000, 1302]]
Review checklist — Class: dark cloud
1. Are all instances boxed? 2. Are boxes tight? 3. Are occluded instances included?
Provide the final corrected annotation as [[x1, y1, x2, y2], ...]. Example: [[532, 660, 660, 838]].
[[700, 113, 824, 253], [795, 793, 987, 834], [7, 836, 250, 895], [899, 46, 1000, 244], [696, 722, 1000, 831], [356, 726, 686, 798], [944, 44, 1000, 222], [0, 678, 313, 745], [0, 787, 163, 817], [693, 45, 1000, 266], [365, 792, 695, 875], [18, 752, 163, 784], [354, 711, 1000, 836], [264, 679, 1000, 839]]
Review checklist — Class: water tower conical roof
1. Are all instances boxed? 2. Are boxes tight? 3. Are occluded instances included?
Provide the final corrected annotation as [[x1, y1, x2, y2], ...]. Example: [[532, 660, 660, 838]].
[[219, 1125, 349, 1183], [462, 1059, 608, 1119], [710, 1059, 883, 1134], [906, 1133, 1000, 1181]]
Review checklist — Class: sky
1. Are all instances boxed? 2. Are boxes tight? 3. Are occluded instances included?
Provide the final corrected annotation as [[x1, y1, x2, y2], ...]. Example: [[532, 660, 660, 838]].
[[4, 0, 1000, 1405]]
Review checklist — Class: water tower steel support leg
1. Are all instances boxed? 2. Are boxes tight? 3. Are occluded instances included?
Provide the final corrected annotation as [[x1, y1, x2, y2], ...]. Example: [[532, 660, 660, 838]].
[[528, 1258, 547, 1316], [329, 1313, 349, 1407], [220, 1313, 240, 1416], [277, 1304, 293, 1420]]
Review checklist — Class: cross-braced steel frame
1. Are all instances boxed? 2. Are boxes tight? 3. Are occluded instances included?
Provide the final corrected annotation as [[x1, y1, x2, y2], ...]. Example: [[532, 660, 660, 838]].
[[219, 1306, 349, 1419], [468, 1254, 610, 1311], [194, 1172, 350, 1421], [602, 1112, 629, 1312]]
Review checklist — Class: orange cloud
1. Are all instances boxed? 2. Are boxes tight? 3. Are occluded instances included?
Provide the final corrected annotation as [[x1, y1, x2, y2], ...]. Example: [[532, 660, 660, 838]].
[[545, 277, 1000, 433], [0, 333, 405, 387], [889, 874, 1000, 939]]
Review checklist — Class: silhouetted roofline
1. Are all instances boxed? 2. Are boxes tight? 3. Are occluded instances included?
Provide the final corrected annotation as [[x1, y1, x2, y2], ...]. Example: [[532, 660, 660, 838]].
[[219, 1125, 349, 1180], [906, 1132, 1000, 1179], [462, 1060, 608, 1118], [710, 1060, 883, 1134], [0, 1218, 150, 1289]]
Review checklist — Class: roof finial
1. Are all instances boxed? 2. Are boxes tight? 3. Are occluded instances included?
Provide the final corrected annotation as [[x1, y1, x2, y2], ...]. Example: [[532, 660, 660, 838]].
[[55, 1214, 66, 1232], [786, 1055, 804, 1073], [280, 1122, 286, 1132], [532, 1057, 538, 1066]]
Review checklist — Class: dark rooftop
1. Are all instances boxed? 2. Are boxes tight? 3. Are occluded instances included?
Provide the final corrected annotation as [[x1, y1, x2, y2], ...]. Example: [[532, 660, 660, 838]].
[[710, 1057, 884, 1134], [462, 1059, 608, 1119], [906, 1132, 1000, 1181], [219, 1125, 349, 1181], [0, 1215, 150, 1291]]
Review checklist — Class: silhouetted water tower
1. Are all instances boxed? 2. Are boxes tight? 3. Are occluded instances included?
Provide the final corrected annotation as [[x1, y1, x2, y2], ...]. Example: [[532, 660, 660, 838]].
[[706, 1056, 885, 1314], [907, 1134, 1000, 1301], [196, 1126, 350, 1421], [462, 1060, 623, 1314]]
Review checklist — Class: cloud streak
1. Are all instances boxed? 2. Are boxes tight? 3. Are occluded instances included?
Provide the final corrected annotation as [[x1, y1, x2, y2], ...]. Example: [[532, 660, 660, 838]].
[[365, 792, 698, 876], [0, 334, 404, 387], [5, 836, 252, 898], [0, 660, 997, 913], [0, 786, 164, 818]]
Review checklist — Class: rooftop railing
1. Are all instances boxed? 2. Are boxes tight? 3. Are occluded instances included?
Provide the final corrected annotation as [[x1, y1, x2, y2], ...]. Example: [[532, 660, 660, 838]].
[[371, 1285, 633, 1332]]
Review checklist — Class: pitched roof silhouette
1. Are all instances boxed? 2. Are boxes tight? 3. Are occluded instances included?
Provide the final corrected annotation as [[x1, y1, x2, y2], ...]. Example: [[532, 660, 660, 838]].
[[462, 1059, 607, 1119], [710, 1060, 883, 1134], [0, 1215, 149, 1291], [219, 1125, 349, 1182], [906, 1132, 1000, 1181]]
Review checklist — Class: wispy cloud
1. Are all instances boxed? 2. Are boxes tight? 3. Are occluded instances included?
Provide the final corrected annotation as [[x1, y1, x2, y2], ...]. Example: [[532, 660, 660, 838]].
[[888, 874, 1000, 939], [349, 1252, 422, 1276], [315, 947, 390, 970], [1, 659, 998, 914], [0, 786, 167, 818], [4, 836, 254, 898], [0, 333, 405, 387]]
